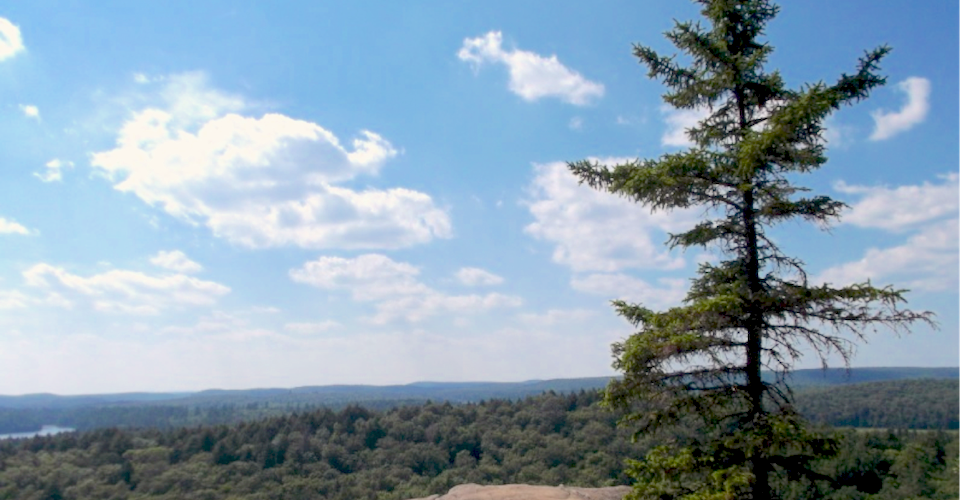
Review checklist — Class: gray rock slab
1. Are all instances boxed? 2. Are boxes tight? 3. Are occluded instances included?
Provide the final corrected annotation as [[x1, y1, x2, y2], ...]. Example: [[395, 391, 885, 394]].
[[408, 484, 632, 500]]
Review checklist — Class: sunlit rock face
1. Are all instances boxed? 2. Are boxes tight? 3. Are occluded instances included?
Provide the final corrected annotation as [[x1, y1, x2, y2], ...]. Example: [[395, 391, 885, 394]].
[[409, 483, 632, 500]]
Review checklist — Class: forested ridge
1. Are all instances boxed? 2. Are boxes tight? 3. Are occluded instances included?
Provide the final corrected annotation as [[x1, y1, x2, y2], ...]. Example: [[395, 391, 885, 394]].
[[795, 380, 958, 430], [0, 389, 956, 500], [1, 378, 955, 435]]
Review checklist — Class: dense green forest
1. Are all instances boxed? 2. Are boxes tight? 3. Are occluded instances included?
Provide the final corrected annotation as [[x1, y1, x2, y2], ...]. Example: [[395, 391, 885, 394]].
[[1, 377, 955, 435], [795, 380, 958, 430], [0, 390, 956, 500]]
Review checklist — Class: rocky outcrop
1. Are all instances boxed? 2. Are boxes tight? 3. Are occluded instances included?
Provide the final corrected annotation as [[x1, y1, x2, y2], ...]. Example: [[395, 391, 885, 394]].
[[409, 484, 632, 500]]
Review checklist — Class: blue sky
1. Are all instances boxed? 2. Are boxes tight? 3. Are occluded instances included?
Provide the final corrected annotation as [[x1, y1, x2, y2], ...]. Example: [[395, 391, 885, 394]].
[[0, 1, 955, 395]]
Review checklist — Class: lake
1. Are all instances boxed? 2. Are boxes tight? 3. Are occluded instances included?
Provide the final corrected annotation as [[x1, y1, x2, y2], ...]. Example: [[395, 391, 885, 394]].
[[0, 425, 75, 440]]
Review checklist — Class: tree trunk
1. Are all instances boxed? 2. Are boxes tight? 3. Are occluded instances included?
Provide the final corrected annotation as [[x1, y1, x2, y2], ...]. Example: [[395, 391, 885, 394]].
[[738, 86, 770, 499]]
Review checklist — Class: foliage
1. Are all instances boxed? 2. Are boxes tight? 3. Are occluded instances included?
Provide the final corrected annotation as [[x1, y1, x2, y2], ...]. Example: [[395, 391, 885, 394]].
[[795, 380, 959, 430], [568, 1, 933, 498], [2, 376, 955, 437], [0, 391, 955, 500], [0, 391, 642, 500]]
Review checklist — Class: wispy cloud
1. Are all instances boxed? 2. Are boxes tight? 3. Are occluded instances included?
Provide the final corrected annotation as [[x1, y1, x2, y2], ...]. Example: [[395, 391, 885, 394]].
[[458, 31, 604, 106], [869, 77, 931, 141], [455, 267, 504, 286], [35, 159, 73, 183], [284, 321, 341, 334], [817, 219, 957, 292], [290, 254, 521, 324], [834, 173, 958, 231], [517, 308, 595, 326], [818, 174, 958, 292], [571, 273, 687, 309], [23, 262, 230, 315], [150, 250, 203, 274]]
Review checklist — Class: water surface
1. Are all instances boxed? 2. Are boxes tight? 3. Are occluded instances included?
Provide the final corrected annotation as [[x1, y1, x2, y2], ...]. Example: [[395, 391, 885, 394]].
[[0, 425, 75, 440]]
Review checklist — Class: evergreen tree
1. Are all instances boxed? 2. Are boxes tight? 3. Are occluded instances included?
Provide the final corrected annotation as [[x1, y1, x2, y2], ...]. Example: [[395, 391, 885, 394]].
[[568, 1, 934, 498]]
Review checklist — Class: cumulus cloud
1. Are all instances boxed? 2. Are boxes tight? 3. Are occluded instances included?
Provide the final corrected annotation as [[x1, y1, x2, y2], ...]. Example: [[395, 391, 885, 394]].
[[571, 273, 687, 309], [455, 267, 504, 286], [19, 104, 39, 119], [290, 254, 521, 324], [869, 77, 931, 141], [524, 161, 696, 273], [34, 159, 73, 183], [0, 216, 32, 235], [0, 18, 24, 61], [458, 31, 604, 105], [91, 72, 450, 250], [835, 173, 958, 231], [150, 250, 203, 274], [23, 263, 229, 315], [661, 105, 711, 147]]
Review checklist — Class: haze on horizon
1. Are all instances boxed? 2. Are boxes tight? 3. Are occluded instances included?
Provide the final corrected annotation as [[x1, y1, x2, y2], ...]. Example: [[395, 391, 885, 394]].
[[0, 1, 956, 396]]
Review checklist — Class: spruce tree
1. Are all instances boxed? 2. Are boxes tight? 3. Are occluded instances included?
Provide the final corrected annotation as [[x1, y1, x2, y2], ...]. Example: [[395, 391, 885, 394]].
[[568, 1, 934, 498]]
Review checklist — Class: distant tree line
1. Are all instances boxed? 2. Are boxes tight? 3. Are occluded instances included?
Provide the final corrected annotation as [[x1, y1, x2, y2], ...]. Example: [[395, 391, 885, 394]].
[[794, 379, 958, 430], [0, 390, 955, 500], [1, 379, 955, 435]]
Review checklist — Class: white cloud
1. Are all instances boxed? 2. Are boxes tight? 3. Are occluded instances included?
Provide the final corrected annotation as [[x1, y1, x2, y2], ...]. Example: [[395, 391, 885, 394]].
[[524, 161, 696, 273], [458, 31, 604, 106], [150, 250, 203, 274], [818, 174, 958, 292], [91, 72, 451, 250], [19, 104, 39, 119], [835, 173, 958, 231], [0, 216, 31, 235], [517, 308, 595, 326], [568, 116, 583, 130], [455, 267, 504, 286], [249, 305, 281, 314], [817, 219, 957, 292], [0, 320, 632, 393], [284, 321, 340, 334], [0, 290, 32, 310], [661, 105, 710, 147], [372, 292, 522, 324], [571, 273, 687, 309], [869, 77, 931, 141], [34, 159, 73, 183], [23, 263, 230, 315], [290, 254, 429, 301], [0, 18, 24, 61], [161, 311, 246, 335], [291, 254, 522, 323], [822, 116, 854, 148]]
